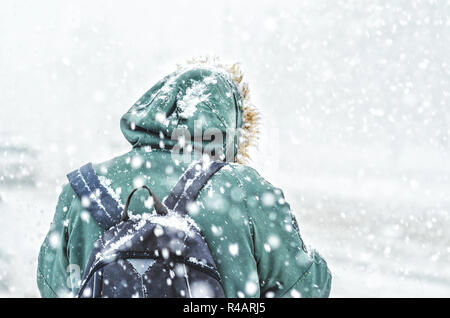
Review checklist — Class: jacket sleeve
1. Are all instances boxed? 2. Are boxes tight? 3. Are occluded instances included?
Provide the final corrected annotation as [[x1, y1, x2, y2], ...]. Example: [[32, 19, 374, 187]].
[[37, 184, 75, 298], [241, 167, 332, 298]]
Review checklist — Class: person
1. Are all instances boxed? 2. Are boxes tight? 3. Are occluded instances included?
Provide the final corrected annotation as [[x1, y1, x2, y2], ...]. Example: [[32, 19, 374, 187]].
[[37, 57, 331, 298]]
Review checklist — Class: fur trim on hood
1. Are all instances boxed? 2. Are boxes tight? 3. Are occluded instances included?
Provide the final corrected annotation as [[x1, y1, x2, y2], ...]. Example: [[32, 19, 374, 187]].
[[177, 56, 259, 164]]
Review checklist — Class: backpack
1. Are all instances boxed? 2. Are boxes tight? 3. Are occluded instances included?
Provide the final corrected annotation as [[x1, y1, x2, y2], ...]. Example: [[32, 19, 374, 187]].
[[67, 160, 227, 298]]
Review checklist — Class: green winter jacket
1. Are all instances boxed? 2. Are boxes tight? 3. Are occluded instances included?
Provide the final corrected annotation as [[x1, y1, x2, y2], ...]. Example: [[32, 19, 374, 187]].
[[37, 65, 331, 298]]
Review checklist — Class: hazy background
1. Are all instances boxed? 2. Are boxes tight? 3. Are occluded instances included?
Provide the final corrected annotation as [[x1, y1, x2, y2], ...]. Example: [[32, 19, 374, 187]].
[[1, 0, 449, 297]]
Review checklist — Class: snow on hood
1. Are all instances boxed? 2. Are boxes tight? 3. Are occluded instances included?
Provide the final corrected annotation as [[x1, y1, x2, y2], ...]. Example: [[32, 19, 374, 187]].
[[120, 57, 259, 163]]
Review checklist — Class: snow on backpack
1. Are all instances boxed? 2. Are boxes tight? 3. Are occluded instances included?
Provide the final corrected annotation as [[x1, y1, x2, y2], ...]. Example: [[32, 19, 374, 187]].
[[67, 160, 227, 298]]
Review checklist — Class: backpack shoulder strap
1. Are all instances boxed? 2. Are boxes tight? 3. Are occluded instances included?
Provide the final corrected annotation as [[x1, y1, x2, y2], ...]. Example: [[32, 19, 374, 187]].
[[163, 160, 228, 215], [67, 162, 123, 230]]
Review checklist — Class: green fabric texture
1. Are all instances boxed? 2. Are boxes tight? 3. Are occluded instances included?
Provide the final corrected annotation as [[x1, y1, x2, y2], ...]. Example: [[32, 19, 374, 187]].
[[37, 66, 331, 298], [120, 67, 243, 159]]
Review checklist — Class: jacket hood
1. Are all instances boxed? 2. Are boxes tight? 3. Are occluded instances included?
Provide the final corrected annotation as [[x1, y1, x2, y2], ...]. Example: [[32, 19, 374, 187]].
[[120, 58, 258, 163]]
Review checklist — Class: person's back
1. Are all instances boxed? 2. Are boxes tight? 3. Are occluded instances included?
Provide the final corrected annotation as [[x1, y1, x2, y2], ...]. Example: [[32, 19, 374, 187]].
[[37, 58, 332, 298]]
